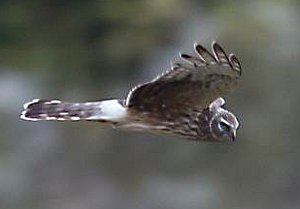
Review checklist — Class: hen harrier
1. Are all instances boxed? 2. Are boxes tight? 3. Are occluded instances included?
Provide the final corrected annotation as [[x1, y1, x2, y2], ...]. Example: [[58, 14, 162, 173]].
[[21, 41, 241, 141]]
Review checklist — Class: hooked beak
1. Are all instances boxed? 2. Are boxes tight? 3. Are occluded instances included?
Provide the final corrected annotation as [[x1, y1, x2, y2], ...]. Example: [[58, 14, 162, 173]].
[[231, 130, 236, 141]]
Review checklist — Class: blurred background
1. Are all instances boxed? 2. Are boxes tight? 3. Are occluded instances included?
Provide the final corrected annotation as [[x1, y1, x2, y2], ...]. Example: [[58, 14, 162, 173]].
[[1, 0, 300, 209]]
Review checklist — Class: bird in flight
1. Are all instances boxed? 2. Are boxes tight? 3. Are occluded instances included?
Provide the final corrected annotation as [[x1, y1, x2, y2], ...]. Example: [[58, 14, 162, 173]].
[[21, 41, 241, 142]]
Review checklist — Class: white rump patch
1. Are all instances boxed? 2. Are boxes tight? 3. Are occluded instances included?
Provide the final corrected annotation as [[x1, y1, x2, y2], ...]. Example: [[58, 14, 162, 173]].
[[86, 99, 126, 121]]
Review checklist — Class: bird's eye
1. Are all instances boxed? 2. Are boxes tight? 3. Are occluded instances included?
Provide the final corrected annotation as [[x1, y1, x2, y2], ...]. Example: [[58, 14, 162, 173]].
[[219, 122, 231, 133]]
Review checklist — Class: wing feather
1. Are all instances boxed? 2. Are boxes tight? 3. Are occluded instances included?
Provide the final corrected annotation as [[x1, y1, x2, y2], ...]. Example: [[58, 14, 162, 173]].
[[180, 53, 206, 67], [195, 43, 217, 64], [229, 53, 242, 75], [212, 41, 231, 66], [126, 42, 241, 117]]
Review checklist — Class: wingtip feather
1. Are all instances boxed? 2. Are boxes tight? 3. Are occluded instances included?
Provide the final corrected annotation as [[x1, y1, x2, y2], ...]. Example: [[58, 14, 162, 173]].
[[229, 53, 242, 75]]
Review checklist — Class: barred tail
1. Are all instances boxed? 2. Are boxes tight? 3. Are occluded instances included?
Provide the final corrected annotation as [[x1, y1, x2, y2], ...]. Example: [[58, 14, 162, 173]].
[[20, 99, 127, 122]]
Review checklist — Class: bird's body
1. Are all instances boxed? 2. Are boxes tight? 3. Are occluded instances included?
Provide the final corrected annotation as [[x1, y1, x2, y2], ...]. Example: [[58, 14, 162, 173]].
[[21, 42, 241, 142]]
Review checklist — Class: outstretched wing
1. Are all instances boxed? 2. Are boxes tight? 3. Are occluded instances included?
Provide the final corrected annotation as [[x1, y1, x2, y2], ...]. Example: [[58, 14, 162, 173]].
[[126, 41, 241, 115]]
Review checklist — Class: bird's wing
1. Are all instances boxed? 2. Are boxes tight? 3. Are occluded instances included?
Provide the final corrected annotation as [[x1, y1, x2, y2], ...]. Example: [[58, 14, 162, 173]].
[[125, 42, 241, 115]]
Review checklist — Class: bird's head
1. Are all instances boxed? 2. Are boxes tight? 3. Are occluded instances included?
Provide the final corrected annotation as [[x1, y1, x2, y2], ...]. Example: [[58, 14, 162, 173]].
[[209, 97, 239, 142]]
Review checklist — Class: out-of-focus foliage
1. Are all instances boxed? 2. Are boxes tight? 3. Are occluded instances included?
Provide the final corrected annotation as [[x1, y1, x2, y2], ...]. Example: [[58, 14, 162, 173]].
[[1, 1, 300, 209]]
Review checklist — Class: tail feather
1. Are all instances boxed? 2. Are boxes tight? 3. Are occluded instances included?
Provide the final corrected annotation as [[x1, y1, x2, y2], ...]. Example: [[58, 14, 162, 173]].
[[20, 99, 127, 122]]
